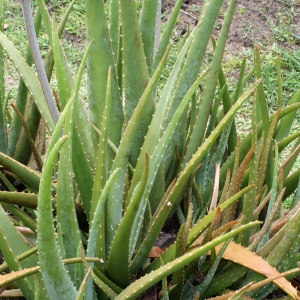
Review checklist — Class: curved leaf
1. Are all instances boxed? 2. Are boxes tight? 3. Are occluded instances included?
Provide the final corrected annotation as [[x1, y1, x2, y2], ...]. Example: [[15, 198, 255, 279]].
[[37, 136, 77, 299]]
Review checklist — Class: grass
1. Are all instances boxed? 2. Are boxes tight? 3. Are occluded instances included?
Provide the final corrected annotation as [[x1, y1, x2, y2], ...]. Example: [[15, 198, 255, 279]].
[[4, 1, 300, 99], [3, 0, 300, 172]]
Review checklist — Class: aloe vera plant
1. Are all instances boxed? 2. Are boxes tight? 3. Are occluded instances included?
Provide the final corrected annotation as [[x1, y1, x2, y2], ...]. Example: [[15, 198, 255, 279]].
[[0, 0, 300, 299]]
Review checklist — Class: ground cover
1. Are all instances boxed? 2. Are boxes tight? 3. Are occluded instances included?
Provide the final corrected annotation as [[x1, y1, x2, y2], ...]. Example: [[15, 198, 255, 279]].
[[1, 1, 300, 299], [4, 0, 300, 130]]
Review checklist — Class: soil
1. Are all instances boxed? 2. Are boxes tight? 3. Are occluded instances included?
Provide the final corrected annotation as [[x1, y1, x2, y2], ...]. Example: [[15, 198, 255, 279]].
[[2, 1, 300, 299], [162, 0, 300, 56]]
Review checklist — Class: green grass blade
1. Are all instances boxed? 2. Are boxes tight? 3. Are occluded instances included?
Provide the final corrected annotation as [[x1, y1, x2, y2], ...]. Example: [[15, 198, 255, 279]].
[[276, 55, 283, 110]]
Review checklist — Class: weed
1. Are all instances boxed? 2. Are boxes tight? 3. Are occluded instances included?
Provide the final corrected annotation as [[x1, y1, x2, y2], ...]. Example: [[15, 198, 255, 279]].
[[237, 5, 245, 15], [267, 7, 295, 43]]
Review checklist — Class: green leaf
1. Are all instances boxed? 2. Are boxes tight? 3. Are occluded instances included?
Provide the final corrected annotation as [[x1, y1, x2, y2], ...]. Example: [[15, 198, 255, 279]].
[[153, 0, 184, 71], [275, 89, 300, 141], [90, 66, 112, 220], [85, 168, 120, 299], [6, 2, 45, 157], [117, 222, 260, 300], [254, 45, 269, 137], [37, 136, 77, 299], [105, 44, 170, 253], [0, 153, 42, 193], [141, 185, 254, 275], [139, 0, 159, 72], [0, 32, 55, 132], [120, 0, 151, 122], [107, 154, 149, 288], [21, 0, 59, 124], [0, 205, 47, 299], [85, 0, 123, 154], [182, 0, 237, 167]]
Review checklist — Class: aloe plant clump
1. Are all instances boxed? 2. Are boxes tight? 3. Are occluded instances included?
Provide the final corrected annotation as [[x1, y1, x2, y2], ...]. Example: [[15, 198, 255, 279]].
[[0, 0, 300, 299]]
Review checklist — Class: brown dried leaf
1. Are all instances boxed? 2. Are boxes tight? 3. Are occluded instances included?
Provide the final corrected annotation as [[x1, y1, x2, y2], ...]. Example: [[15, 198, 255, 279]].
[[214, 242, 300, 299], [148, 246, 164, 258]]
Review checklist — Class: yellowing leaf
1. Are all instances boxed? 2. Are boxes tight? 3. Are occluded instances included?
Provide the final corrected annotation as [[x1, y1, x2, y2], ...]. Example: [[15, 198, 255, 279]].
[[214, 242, 300, 299]]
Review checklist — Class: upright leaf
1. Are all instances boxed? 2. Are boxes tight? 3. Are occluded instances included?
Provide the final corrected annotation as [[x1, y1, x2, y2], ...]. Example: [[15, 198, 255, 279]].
[[139, 0, 159, 72], [182, 0, 237, 167], [37, 137, 77, 299], [0, 32, 55, 131], [85, 0, 123, 157]]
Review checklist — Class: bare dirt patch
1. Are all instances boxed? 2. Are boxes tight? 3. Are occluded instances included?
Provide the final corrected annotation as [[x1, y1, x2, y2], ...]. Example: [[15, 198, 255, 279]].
[[163, 0, 300, 55]]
